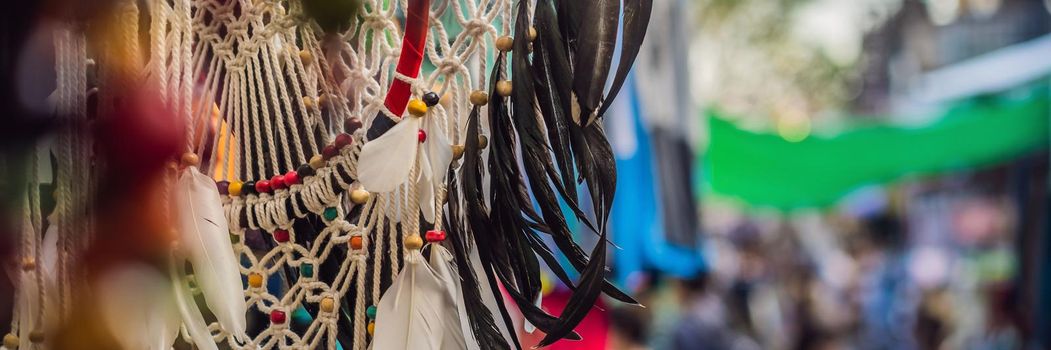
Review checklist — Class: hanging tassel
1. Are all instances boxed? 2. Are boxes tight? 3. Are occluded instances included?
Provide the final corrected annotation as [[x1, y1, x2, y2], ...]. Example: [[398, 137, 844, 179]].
[[96, 264, 181, 350], [172, 166, 248, 342], [372, 248, 450, 350], [428, 244, 480, 349]]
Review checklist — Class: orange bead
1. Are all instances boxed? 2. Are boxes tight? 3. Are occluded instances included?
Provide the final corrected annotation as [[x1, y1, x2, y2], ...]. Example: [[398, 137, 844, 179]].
[[367, 322, 375, 335], [248, 273, 264, 288], [350, 236, 363, 250]]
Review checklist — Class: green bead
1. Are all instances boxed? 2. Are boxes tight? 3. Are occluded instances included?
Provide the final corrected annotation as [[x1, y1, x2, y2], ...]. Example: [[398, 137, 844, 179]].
[[366, 305, 377, 319], [230, 234, 241, 244], [300, 263, 314, 278], [323, 207, 338, 221]]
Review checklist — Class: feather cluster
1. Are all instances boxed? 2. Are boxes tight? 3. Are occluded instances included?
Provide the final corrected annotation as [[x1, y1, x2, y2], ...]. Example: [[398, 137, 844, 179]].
[[443, 0, 654, 347]]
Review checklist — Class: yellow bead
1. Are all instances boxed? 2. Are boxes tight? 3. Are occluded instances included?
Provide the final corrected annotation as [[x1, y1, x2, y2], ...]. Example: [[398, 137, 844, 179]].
[[478, 135, 489, 149], [299, 50, 313, 65], [496, 80, 512, 97], [228, 181, 244, 196], [248, 273, 263, 288], [495, 36, 514, 51], [181, 153, 200, 167], [320, 297, 335, 313], [451, 144, 465, 160], [528, 26, 538, 41], [4, 333, 18, 349], [317, 94, 327, 107], [469, 90, 488, 106], [28, 331, 43, 343], [21, 257, 35, 271], [367, 322, 375, 335], [407, 99, 428, 117], [309, 154, 325, 169], [404, 234, 423, 250], [350, 189, 371, 204]]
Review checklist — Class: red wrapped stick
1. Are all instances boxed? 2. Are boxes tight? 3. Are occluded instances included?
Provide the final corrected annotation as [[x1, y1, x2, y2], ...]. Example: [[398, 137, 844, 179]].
[[383, 0, 430, 117]]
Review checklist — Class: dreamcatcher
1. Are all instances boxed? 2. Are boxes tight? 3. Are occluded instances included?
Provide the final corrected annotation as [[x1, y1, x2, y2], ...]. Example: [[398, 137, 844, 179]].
[[4, 0, 651, 349]]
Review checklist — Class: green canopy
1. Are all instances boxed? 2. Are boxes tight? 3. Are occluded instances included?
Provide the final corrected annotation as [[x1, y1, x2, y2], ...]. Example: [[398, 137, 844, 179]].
[[702, 91, 1049, 209]]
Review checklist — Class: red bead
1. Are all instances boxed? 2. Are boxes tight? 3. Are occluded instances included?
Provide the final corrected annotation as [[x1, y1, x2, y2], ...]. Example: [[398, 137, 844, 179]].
[[335, 133, 353, 149], [284, 171, 300, 185], [270, 310, 287, 324], [255, 179, 271, 193], [322, 144, 339, 160], [273, 229, 290, 243], [425, 230, 446, 242], [417, 129, 427, 143], [270, 174, 286, 190], [344, 118, 363, 133]]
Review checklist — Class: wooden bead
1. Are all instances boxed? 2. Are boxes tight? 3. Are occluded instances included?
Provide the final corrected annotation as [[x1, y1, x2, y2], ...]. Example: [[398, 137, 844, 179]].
[[344, 118, 363, 133], [496, 36, 514, 51], [528, 26, 538, 41], [334, 133, 353, 149], [423, 92, 440, 107], [28, 331, 43, 343], [284, 171, 300, 186], [228, 181, 244, 196], [3, 333, 18, 349], [407, 99, 428, 117], [216, 180, 230, 195], [21, 258, 35, 271], [367, 322, 375, 335], [404, 234, 423, 250], [469, 90, 488, 106], [270, 310, 287, 324], [322, 144, 339, 160], [320, 297, 335, 313], [349, 236, 363, 250], [255, 180, 271, 194], [181, 153, 200, 167], [273, 229, 290, 243], [297, 164, 315, 178], [425, 230, 446, 242], [350, 189, 371, 204], [270, 175, 286, 190], [299, 50, 313, 65], [303, 96, 316, 109], [478, 135, 489, 149], [451, 144, 465, 160], [496, 80, 512, 97], [323, 207, 339, 221], [309, 154, 325, 169], [248, 273, 264, 288]]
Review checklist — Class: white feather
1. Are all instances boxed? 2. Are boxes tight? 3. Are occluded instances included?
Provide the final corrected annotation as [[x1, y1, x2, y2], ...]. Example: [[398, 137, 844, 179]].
[[97, 264, 181, 350], [372, 251, 450, 350], [417, 116, 454, 223], [429, 245, 481, 349], [174, 166, 247, 342], [357, 117, 421, 193], [171, 265, 219, 350]]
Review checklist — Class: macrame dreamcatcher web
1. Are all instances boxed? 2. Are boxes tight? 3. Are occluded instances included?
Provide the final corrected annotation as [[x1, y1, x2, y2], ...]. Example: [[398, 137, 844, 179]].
[[6, 0, 652, 349]]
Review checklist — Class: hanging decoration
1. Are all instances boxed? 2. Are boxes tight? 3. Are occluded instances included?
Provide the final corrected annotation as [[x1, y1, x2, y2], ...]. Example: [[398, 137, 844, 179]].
[[7, 0, 652, 349]]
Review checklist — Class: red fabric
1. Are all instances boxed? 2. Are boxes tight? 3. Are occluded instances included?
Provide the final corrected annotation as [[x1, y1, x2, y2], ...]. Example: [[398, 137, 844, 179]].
[[383, 0, 429, 117]]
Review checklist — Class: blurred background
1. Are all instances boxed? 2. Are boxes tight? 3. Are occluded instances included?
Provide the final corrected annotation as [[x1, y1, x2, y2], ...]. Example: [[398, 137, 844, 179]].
[[575, 0, 1051, 349], [1, 0, 1049, 349]]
